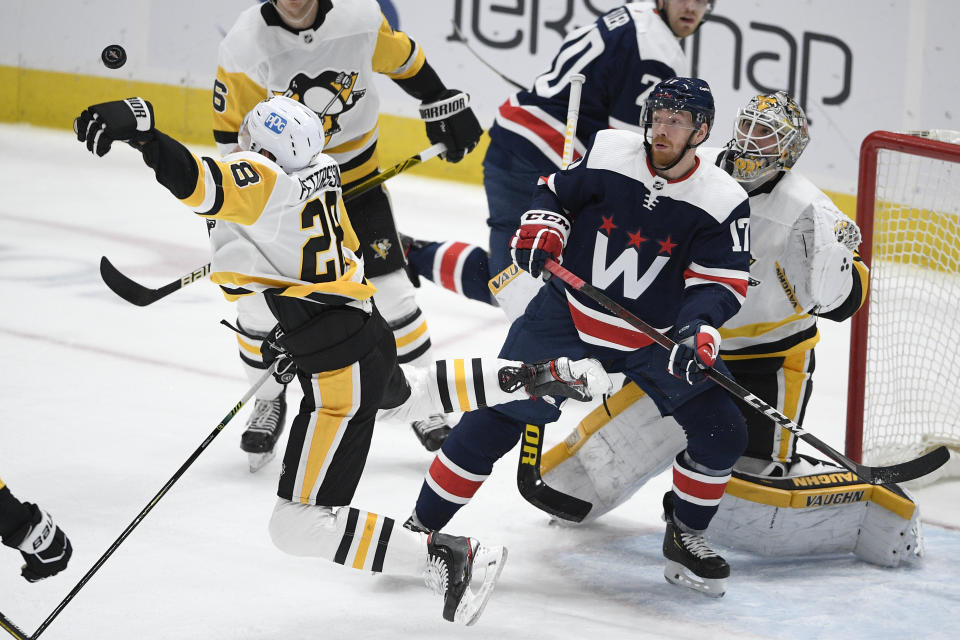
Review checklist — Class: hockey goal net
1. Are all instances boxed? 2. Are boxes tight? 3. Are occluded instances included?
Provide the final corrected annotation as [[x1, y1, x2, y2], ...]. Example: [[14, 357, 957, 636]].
[[846, 130, 960, 479]]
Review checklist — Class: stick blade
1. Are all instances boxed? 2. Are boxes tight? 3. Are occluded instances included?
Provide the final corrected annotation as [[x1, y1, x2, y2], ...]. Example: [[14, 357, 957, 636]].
[[860, 445, 951, 485], [99, 257, 171, 307], [517, 470, 592, 522]]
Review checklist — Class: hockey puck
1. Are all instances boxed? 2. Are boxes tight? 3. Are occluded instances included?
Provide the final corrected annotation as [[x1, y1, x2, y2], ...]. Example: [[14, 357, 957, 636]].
[[101, 44, 127, 69]]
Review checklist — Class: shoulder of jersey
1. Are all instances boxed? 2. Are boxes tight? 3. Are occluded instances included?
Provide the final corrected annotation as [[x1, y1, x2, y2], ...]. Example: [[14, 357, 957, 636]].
[[621, 3, 688, 73], [680, 159, 749, 224], [773, 169, 845, 217]]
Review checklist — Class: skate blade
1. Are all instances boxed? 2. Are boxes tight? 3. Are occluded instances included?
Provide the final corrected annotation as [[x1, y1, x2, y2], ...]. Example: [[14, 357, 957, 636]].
[[247, 450, 276, 473], [663, 560, 726, 598], [455, 545, 508, 626]]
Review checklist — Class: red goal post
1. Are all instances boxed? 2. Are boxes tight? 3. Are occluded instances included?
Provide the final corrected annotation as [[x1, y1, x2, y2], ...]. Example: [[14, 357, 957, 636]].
[[846, 130, 960, 467]]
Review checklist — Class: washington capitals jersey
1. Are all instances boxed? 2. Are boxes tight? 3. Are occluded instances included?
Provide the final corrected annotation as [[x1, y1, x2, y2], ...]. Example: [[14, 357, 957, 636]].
[[490, 2, 688, 170], [177, 149, 375, 307], [697, 148, 869, 359], [532, 129, 750, 351], [213, 0, 427, 184]]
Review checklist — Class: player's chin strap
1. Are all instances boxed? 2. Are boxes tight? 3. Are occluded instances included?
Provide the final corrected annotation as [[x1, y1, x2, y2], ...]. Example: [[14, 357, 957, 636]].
[[542, 258, 950, 486]]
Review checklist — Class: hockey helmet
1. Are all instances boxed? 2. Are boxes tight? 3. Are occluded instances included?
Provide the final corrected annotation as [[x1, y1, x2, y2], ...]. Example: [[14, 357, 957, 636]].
[[726, 91, 810, 186], [642, 77, 715, 138], [238, 95, 325, 173]]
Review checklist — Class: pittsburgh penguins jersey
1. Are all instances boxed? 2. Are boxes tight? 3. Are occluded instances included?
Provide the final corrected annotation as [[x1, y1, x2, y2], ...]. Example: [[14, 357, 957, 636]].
[[490, 1, 688, 170], [213, 0, 430, 185], [176, 147, 375, 307], [531, 129, 751, 352], [698, 148, 869, 359]]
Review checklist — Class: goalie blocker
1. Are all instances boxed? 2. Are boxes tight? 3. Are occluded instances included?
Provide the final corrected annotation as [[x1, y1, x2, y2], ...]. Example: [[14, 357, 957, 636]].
[[540, 385, 922, 568]]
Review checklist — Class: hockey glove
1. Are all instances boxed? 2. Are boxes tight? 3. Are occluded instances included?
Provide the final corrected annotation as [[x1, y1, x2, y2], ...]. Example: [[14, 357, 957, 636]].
[[780, 209, 859, 314], [510, 209, 572, 279], [2, 503, 73, 582], [74, 97, 155, 157], [261, 324, 297, 385], [419, 90, 482, 163], [667, 322, 721, 385]]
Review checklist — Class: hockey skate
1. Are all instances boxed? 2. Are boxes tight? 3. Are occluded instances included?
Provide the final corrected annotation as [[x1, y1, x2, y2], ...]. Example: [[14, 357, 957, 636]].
[[424, 532, 507, 626], [499, 357, 611, 402], [662, 492, 729, 598], [240, 393, 287, 473], [411, 414, 451, 452]]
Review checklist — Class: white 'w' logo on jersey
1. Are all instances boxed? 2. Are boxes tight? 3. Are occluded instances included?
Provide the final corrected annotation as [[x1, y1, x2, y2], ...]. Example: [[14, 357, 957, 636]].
[[591, 232, 669, 299]]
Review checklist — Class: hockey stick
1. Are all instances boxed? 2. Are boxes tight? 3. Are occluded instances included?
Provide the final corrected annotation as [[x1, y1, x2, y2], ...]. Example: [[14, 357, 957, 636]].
[[517, 423, 592, 522], [543, 259, 951, 486], [100, 142, 448, 307], [515, 73, 594, 522], [450, 22, 526, 91], [0, 365, 277, 640]]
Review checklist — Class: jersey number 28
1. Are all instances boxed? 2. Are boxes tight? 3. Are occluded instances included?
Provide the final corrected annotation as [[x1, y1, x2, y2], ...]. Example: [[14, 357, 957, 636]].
[[300, 191, 346, 283]]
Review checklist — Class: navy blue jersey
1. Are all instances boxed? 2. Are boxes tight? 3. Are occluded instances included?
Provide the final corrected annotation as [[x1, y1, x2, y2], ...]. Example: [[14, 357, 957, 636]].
[[489, 2, 688, 169], [531, 129, 751, 351]]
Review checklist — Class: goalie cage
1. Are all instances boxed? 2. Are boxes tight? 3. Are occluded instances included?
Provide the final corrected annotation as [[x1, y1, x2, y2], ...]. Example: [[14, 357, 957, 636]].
[[846, 129, 960, 485]]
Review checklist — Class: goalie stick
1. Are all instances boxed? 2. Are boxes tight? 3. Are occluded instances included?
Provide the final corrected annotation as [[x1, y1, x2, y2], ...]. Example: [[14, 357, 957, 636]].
[[0, 365, 277, 640], [100, 142, 448, 307], [543, 259, 950, 486]]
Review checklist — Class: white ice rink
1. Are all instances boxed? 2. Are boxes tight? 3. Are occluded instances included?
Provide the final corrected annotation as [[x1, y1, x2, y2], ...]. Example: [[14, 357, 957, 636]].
[[1, 124, 958, 639]]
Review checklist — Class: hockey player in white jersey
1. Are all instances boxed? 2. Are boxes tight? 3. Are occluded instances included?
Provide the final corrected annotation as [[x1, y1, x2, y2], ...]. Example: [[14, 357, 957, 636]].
[[535, 92, 923, 568], [213, 0, 485, 466], [73, 94, 610, 625]]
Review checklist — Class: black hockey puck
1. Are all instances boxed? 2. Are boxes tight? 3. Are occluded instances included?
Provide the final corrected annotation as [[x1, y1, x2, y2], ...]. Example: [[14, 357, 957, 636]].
[[101, 44, 127, 69]]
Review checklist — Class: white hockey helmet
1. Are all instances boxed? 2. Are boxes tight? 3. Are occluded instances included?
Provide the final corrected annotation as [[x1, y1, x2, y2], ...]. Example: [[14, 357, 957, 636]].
[[726, 91, 810, 187], [238, 95, 324, 173]]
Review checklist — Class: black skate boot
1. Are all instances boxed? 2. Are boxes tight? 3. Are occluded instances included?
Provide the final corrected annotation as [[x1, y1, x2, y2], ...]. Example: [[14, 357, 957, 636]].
[[424, 532, 507, 626], [662, 491, 729, 598], [498, 357, 610, 401], [411, 414, 452, 452], [240, 392, 287, 473]]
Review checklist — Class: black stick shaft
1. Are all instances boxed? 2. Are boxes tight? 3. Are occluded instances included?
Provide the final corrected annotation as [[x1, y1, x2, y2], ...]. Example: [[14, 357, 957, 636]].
[[25, 367, 274, 639]]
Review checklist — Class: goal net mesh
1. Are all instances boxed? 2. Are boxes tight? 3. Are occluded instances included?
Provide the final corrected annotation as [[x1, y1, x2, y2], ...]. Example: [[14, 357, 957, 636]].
[[860, 130, 960, 467]]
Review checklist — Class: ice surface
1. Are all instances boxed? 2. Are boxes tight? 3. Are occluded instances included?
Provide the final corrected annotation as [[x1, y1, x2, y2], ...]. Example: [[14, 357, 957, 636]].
[[0, 124, 957, 639]]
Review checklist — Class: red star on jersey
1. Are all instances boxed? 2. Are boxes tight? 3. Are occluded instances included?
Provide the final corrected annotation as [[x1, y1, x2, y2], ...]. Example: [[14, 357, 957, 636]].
[[599, 216, 617, 234], [657, 236, 678, 255], [627, 228, 648, 249]]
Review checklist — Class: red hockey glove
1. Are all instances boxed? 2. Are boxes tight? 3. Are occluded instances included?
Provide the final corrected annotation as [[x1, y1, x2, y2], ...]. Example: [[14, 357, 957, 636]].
[[510, 209, 572, 279], [667, 322, 721, 385]]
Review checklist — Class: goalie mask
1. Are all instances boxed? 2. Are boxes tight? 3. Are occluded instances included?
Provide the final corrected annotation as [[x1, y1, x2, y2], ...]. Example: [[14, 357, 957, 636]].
[[238, 95, 325, 173], [725, 91, 810, 189]]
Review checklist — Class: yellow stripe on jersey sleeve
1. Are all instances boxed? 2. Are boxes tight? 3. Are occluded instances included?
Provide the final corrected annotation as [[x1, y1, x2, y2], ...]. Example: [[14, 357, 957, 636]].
[[187, 156, 279, 225], [0, 476, 6, 491], [372, 16, 424, 79], [213, 67, 268, 138]]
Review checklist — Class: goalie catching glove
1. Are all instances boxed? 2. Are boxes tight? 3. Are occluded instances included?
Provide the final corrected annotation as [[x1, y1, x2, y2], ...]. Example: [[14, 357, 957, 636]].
[[510, 209, 572, 279], [419, 89, 482, 163], [667, 322, 721, 385], [74, 97, 155, 156], [780, 208, 860, 314]]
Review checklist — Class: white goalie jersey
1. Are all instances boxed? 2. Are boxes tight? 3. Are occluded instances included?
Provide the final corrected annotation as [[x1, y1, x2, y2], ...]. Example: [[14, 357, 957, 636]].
[[179, 149, 375, 308], [697, 147, 867, 359]]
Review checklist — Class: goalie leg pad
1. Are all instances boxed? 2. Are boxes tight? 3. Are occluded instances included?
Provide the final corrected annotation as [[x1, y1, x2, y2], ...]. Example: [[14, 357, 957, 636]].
[[540, 384, 686, 523], [707, 461, 922, 567]]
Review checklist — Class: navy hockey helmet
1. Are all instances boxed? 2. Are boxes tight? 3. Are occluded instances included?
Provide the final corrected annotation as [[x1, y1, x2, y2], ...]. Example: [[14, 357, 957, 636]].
[[642, 77, 715, 136]]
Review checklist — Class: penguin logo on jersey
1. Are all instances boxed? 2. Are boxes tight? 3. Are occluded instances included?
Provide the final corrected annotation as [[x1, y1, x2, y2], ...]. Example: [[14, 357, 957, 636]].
[[284, 70, 366, 142], [369, 238, 393, 260]]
